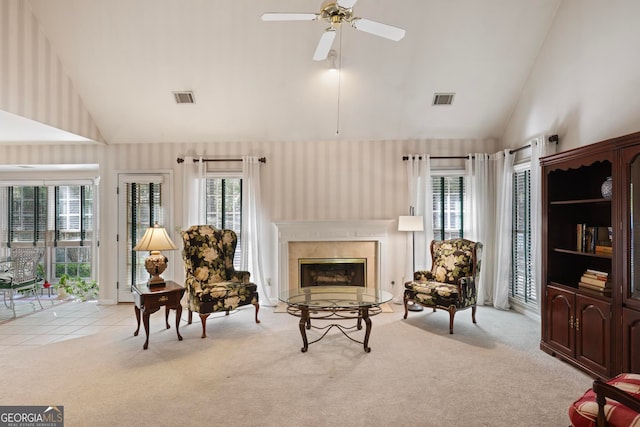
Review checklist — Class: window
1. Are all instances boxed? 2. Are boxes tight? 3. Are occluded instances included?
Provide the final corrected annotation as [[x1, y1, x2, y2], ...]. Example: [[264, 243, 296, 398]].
[[511, 167, 535, 305], [9, 186, 47, 243], [205, 176, 242, 268], [431, 175, 465, 240], [5, 184, 95, 282]]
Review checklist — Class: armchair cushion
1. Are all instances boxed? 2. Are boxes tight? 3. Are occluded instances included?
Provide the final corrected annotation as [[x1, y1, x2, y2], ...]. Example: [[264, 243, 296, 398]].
[[420, 239, 476, 284]]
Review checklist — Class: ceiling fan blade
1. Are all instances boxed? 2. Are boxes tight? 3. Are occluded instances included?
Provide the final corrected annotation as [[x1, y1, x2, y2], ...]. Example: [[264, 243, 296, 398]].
[[351, 18, 406, 41], [312, 29, 337, 61], [261, 13, 318, 22], [337, 0, 359, 9]]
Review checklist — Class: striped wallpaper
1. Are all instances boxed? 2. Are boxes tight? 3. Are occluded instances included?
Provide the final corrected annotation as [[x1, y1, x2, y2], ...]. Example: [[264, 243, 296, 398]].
[[0, 0, 104, 142], [0, 138, 497, 303]]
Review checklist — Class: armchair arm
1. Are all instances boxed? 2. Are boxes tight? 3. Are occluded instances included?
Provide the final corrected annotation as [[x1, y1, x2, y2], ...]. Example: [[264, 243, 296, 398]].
[[457, 276, 477, 301], [594, 378, 640, 427], [414, 270, 435, 281]]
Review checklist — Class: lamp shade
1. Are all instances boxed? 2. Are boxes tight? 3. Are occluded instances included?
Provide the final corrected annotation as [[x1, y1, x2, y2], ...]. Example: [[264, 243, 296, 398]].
[[398, 216, 424, 232], [133, 223, 177, 252]]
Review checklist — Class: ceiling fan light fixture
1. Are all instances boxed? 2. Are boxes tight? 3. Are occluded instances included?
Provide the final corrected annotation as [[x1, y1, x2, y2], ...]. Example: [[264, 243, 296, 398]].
[[327, 49, 338, 71]]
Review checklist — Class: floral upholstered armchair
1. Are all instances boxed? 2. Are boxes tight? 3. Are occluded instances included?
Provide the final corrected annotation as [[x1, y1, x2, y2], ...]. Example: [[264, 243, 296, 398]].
[[403, 238, 482, 334], [181, 225, 260, 338]]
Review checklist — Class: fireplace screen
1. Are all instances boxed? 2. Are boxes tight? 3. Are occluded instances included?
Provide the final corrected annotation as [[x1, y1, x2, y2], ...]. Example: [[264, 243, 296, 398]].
[[299, 258, 367, 287]]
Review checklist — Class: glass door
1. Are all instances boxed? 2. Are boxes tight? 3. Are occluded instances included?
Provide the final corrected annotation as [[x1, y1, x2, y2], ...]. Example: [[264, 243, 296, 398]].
[[623, 147, 640, 308]]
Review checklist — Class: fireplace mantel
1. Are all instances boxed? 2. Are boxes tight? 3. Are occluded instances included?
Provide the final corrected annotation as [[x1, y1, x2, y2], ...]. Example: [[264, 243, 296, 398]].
[[274, 220, 394, 292]]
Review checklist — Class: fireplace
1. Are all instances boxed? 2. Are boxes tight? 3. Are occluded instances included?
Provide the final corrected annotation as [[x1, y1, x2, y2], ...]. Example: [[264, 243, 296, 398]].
[[288, 241, 377, 289], [299, 258, 366, 287], [274, 220, 394, 293]]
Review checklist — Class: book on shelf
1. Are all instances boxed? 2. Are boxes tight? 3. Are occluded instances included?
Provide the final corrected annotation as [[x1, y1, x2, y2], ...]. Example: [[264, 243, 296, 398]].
[[576, 224, 586, 252], [585, 268, 609, 278], [576, 224, 612, 253], [595, 245, 613, 254], [580, 275, 611, 288], [578, 284, 612, 297]]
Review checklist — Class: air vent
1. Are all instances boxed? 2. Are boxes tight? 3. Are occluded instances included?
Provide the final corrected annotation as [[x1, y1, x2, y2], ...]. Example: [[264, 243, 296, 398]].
[[173, 91, 195, 104], [433, 93, 455, 105]]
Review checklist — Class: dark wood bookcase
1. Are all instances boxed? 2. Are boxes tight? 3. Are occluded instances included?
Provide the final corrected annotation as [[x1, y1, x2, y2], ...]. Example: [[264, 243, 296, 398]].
[[541, 131, 640, 378]]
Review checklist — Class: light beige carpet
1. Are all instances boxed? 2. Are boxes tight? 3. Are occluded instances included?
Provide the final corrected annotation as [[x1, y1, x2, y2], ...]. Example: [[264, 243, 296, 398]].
[[0, 304, 591, 426]]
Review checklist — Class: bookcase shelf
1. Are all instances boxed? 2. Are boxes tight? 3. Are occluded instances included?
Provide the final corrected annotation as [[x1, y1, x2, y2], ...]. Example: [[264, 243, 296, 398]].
[[550, 198, 611, 205], [553, 248, 612, 259]]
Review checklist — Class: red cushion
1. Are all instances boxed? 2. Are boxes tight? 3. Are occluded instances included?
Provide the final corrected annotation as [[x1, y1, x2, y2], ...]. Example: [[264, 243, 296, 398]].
[[569, 373, 640, 427]]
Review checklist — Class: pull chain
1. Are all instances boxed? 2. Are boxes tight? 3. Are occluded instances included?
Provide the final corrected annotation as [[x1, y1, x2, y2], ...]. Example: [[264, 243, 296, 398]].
[[336, 28, 342, 135]]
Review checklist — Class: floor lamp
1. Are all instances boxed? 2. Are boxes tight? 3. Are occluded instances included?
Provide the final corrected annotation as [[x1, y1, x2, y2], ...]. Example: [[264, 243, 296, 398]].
[[398, 215, 424, 312]]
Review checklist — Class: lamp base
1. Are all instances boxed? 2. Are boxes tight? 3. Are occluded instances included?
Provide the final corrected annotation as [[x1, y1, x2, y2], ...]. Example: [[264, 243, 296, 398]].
[[144, 250, 168, 288], [147, 275, 166, 288]]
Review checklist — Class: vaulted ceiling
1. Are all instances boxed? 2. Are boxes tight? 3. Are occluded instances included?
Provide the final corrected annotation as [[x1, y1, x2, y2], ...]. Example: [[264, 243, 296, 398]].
[[10, 0, 561, 144]]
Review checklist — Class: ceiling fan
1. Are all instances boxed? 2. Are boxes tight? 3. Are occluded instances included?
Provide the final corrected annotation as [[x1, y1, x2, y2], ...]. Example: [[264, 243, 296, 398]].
[[261, 0, 406, 61]]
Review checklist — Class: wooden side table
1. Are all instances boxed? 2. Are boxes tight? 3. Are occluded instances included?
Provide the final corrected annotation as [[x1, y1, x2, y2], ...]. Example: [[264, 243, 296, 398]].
[[132, 280, 185, 350]]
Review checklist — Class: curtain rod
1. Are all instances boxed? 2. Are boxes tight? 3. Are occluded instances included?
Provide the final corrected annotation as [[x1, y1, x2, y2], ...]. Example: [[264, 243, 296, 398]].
[[403, 134, 559, 161], [176, 157, 266, 164]]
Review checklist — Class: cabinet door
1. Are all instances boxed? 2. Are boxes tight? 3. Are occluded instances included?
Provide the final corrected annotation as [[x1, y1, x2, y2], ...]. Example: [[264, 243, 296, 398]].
[[546, 286, 575, 356], [622, 307, 640, 373], [575, 294, 611, 377]]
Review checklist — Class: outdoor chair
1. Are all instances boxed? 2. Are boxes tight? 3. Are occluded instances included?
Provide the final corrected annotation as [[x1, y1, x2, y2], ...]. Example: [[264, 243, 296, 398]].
[[403, 238, 482, 334], [0, 247, 44, 318], [181, 225, 260, 338]]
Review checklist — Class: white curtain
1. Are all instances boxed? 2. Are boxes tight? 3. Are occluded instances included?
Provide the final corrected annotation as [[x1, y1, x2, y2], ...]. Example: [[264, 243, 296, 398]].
[[181, 156, 205, 229], [492, 150, 515, 310], [466, 151, 513, 309], [400, 155, 433, 303], [466, 153, 492, 305], [531, 136, 557, 312], [241, 156, 276, 306]]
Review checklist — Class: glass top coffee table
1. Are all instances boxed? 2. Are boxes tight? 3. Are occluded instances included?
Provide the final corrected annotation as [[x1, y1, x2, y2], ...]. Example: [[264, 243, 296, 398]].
[[279, 286, 393, 353]]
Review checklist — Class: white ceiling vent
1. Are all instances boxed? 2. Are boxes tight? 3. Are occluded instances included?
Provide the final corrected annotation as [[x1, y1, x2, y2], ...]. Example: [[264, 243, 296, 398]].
[[433, 93, 455, 105], [173, 91, 195, 104]]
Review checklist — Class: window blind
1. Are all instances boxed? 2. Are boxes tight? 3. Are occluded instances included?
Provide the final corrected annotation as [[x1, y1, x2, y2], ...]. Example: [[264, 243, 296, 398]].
[[511, 169, 535, 304], [205, 177, 242, 269], [432, 176, 465, 240]]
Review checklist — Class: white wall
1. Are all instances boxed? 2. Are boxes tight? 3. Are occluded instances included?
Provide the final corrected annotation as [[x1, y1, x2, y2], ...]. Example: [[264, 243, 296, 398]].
[[0, 138, 497, 303], [502, 0, 640, 151]]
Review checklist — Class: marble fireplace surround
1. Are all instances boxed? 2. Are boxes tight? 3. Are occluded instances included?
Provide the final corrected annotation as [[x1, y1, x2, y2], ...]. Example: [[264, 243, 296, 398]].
[[274, 220, 394, 292]]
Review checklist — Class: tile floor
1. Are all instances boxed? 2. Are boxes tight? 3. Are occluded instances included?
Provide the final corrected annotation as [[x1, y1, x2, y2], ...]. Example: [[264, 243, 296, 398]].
[[0, 299, 134, 355]]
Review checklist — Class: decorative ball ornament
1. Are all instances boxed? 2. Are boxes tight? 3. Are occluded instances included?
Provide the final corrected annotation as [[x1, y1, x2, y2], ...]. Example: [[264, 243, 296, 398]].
[[601, 176, 612, 199]]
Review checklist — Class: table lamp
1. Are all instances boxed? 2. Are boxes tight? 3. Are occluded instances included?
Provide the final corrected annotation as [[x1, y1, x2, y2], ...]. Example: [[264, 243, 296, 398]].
[[133, 223, 177, 288], [398, 214, 424, 311]]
